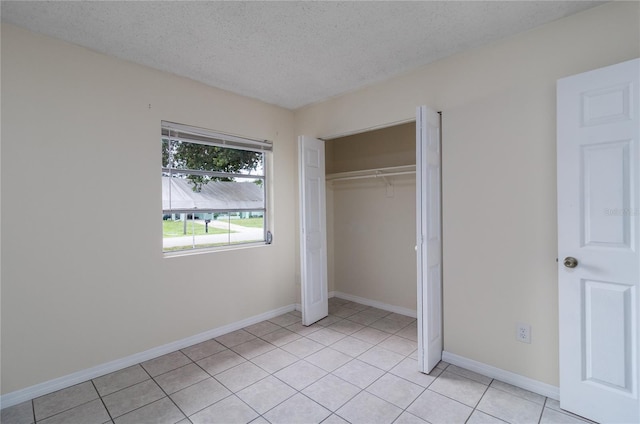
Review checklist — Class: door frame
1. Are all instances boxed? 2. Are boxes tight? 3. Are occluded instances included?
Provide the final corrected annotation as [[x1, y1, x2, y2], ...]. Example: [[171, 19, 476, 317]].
[[299, 107, 443, 372]]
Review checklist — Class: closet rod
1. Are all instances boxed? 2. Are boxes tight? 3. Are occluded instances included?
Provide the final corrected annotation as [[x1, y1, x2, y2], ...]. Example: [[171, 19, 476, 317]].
[[327, 169, 416, 182]]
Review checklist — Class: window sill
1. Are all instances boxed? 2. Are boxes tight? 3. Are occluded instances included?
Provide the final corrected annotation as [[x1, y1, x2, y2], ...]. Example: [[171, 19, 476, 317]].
[[163, 241, 269, 258]]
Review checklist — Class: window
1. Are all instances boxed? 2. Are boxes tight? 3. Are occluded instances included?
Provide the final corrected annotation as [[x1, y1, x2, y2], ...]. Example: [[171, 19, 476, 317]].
[[162, 121, 272, 253]]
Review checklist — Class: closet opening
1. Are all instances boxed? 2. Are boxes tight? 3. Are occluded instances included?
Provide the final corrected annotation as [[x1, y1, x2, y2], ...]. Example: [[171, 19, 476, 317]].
[[325, 121, 418, 323], [299, 107, 441, 372]]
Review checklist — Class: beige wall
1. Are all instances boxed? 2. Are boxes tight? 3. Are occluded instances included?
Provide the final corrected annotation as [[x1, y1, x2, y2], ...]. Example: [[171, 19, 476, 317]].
[[326, 123, 415, 174], [326, 123, 417, 310], [2, 1, 639, 396], [0, 24, 297, 394], [296, 2, 640, 386], [330, 178, 416, 310]]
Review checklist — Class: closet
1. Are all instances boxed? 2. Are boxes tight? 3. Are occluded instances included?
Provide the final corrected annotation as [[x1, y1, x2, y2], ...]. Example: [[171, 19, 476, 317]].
[[325, 122, 417, 313]]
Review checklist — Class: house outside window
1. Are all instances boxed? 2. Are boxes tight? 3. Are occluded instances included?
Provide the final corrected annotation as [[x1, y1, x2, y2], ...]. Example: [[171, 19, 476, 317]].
[[162, 121, 272, 253]]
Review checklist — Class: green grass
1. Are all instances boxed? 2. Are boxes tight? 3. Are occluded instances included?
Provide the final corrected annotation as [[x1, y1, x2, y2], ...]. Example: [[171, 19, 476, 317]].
[[163, 220, 230, 238], [229, 217, 264, 228]]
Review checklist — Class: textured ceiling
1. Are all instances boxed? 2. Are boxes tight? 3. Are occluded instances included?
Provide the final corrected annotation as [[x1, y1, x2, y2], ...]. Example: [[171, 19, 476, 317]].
[[1, 1, 603, 110]]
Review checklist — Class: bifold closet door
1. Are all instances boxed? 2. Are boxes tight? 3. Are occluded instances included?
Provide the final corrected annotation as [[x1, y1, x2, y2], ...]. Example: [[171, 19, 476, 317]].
[[299, 136, 329, 326], [416, 106, 443, 374]]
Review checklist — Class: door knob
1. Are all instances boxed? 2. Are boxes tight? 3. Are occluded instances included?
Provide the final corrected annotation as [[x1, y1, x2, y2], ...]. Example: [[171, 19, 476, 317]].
[[563, 257, 578, 268]]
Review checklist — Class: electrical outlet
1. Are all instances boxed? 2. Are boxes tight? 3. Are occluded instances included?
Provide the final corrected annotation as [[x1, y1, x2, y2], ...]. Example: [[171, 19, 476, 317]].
[[516, 323, 531, 344]]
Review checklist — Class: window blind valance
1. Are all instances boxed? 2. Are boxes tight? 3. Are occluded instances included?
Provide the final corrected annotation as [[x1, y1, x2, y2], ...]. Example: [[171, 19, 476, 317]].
[[162, 121, 273, 153]]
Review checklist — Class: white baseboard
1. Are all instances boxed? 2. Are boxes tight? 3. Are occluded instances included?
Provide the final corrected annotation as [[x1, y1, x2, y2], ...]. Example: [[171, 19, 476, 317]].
[[442, 351, 560, 400], [0, 304, 296, 409], [330, 291, 417, 318]]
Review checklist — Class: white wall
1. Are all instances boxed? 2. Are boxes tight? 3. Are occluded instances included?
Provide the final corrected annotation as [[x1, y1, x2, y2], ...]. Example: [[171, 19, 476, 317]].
[[0, 24, 297, 394], [296, 2, 640, 386]]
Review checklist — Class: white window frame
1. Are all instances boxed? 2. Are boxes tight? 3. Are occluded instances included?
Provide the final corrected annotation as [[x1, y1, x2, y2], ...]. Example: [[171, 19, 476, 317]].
[[162, 121, 272, 255]]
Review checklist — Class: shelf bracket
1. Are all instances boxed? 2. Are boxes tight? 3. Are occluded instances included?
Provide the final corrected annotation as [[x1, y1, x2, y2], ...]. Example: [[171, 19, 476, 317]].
[[377, 172, 394, 197]]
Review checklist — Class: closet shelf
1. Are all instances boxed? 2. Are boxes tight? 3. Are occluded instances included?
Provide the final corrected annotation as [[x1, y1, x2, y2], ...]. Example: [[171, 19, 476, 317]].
[[326, 165, 416, 182]]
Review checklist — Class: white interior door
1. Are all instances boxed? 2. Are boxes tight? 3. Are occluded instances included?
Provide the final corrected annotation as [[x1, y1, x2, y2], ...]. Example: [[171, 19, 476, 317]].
[[416, 106, 443, 374], [299, 136, 329, 326], [557, 58, 640, 424]]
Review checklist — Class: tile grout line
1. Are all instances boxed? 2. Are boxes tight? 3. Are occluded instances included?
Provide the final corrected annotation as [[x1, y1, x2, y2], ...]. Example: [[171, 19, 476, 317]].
[[31, 382, 102, 423], [539, 397, 550, 424], [390, 362, 443, 424], [90, 380, 115, 424], [100, 360, 162, 422], [148, 367, 191, 423], [488, 381, 548, 407], [109, 355, 198, 422], [463, 377, 495, 424], [258, 387, 324, 422], [359, 371, 428, 423]]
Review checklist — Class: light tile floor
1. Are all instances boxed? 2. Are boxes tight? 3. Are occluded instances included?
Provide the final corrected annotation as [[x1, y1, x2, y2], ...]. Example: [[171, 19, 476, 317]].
[[1, 298, 595, 424]]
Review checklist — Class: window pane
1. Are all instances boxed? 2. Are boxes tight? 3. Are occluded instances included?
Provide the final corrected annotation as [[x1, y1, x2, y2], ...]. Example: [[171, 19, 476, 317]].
[[162, 211, 265, 252], [162, 138, 172, 168], [210, 211, 265, 246], [165, 140, 264, 175], [162, 175, 264, 212]]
